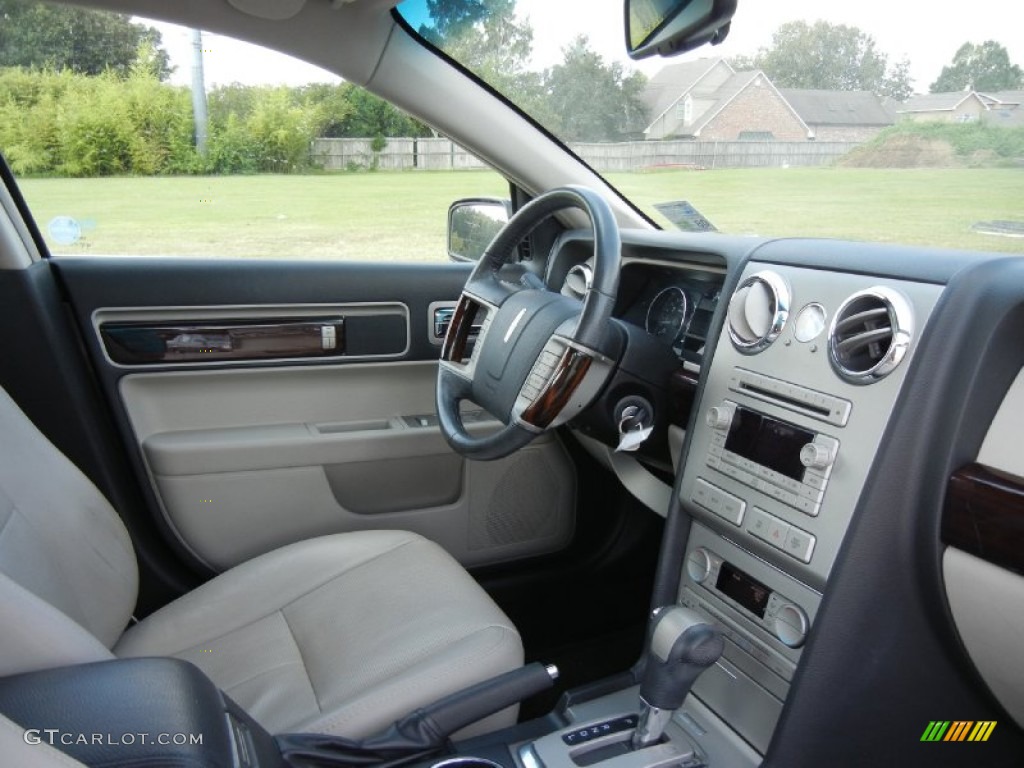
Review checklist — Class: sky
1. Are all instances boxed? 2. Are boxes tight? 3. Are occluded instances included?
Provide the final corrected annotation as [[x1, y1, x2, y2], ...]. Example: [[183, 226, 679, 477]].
[[152, 0, 1024, 94]]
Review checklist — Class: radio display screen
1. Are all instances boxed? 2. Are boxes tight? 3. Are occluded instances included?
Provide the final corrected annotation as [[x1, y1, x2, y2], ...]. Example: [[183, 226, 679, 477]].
[[725, 407, 812, 481], [716, 562, 771, 619]]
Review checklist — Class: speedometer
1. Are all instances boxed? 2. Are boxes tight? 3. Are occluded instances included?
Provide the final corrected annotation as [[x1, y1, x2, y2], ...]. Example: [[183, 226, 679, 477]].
[[645, 286, 689, 339]]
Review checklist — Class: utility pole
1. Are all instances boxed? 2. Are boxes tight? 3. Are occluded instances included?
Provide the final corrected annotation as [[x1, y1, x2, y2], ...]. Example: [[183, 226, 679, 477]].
[[190, 29, 209, 157]]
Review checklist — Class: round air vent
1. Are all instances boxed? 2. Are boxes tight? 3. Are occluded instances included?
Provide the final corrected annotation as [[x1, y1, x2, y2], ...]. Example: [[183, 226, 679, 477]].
[[561, 263, 593, 300], [828, 287, 913, 384], [727, 271, 790, 353]]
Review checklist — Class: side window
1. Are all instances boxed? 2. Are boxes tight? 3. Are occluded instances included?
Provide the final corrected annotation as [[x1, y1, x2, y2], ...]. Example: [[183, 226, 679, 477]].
[[0, 5, 505, 261]]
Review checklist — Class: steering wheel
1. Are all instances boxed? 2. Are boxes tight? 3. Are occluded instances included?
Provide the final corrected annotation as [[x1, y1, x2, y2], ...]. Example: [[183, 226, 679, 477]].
[[437, 185, 621, 460]]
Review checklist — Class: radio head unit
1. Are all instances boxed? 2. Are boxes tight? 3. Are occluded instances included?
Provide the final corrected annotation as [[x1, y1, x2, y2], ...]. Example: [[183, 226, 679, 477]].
[[725, 407, 814, 482], [705, 399, 839, 520]]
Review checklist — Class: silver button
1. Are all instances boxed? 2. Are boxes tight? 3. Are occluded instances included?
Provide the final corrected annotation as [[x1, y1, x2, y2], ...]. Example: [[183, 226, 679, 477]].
[[782, 527, 816, 563], [747, 507, 772, 540], [765, 517, 790, 550]]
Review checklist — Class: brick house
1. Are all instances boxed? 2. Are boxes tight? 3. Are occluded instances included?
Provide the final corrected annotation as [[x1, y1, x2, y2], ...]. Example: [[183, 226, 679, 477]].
[[780, 90, 895, 141], [979, 91, 1024, 128], [897, 92, 990, 123], [642, 58, 810, 141]]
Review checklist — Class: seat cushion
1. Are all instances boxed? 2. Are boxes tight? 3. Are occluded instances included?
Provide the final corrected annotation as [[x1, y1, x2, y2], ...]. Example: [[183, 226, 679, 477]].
[[114, 530, 522, 739]]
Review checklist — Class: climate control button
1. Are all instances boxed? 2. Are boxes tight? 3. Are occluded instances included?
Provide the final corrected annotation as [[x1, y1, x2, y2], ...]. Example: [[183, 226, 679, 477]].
[[771, 602, 810, 648], [686, 547, 714, 584]]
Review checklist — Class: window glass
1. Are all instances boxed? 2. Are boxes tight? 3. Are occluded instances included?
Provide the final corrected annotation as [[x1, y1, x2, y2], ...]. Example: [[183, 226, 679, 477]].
[[0, 4, 505, 260], [398, 0, 1024, 255]]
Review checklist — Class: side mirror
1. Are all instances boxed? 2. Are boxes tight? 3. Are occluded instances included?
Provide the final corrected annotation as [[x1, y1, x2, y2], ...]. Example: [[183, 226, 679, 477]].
[[448, 198, 511, 263], [625, 0, 737, 60]]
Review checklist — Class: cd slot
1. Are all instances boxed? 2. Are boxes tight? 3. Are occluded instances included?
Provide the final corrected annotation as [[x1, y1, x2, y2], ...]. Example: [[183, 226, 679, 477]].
[[738, 382, 832, 418], [729, 369, 851, 427]]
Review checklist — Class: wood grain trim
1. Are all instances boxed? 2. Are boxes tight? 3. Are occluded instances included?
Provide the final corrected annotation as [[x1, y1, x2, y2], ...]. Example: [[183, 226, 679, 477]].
[[943, 463, 1024, 575], [441, 295, 480, 363], [101, 318, 345, 365], [521, 348, 592, 430]]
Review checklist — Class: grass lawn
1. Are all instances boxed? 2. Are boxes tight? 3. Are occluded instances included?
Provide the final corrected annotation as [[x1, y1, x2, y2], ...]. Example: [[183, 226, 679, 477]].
[[609, 168, 1024, 254], [16, 167, 1024, 261]]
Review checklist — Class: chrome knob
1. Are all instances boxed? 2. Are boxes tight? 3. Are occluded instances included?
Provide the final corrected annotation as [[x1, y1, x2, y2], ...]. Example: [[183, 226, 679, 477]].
[[800, 442, 834, 470], [706, 405, 734, 430]]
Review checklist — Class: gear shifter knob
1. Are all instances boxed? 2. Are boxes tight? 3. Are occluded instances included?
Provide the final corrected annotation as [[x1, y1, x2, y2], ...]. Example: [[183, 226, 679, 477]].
[[632, 606, 724, 749]]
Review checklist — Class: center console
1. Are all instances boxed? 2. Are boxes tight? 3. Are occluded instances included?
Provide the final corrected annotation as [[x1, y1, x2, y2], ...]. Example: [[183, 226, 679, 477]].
[[672, 263, 942, 762], [508, 261, 944, 768]]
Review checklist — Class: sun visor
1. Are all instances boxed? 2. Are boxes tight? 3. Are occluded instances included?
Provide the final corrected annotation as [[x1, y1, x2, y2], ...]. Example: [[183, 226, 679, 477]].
[[226, 0, 307, 20]]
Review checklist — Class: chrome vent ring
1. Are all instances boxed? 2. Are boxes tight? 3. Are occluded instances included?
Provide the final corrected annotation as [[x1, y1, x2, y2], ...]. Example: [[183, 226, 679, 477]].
[[727, 270, 791, 354], [828, 287, 913, 384], [561, 263, 593, 300]]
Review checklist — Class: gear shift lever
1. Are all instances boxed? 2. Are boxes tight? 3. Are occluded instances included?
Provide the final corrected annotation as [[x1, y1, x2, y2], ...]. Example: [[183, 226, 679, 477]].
[[631, 606, 724, 750]]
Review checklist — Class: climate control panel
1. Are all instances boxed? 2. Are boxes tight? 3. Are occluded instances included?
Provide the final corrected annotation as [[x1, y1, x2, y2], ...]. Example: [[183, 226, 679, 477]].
[[685, 546, 810, 649], [680, 263, 944, 587]]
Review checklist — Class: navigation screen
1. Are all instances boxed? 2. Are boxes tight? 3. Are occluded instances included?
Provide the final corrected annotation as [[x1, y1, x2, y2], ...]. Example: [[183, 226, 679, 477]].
[[716, 562, 771, 619], [725, 407, 812, 481]]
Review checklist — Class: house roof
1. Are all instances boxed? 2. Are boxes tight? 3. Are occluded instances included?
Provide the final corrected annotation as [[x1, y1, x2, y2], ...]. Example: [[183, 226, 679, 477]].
[[686, 71, 811, 138], [780, 89, 895, 126], [979, 90, 1024, 106], [981, 90, 1024, 127], [642, 57, 732, 122], [898, 91, 982, 113]]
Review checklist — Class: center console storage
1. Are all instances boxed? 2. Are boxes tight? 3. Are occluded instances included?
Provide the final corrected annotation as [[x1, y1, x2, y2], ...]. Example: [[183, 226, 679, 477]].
[[2, 658, 559, 768], [0, 658, 284, 768]]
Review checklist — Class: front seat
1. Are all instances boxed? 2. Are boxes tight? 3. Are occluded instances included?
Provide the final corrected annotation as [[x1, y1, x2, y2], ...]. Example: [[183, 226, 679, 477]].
[[0, 386, 523, 738]]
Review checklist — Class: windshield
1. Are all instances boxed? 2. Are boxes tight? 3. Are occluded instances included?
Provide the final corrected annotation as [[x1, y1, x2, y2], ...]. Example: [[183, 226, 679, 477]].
[[397, 0, 1024, 254]]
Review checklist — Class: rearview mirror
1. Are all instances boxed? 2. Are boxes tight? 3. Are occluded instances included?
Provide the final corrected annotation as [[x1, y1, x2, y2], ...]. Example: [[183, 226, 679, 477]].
[[447, 198, 511, 263], [625, 0, 737, 60]]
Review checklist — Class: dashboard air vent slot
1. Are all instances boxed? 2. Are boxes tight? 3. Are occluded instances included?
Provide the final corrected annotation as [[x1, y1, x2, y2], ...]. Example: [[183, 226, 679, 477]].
[[727, 271, 790, 354], [519, 236, 534, 262], [828, 287, 913, 384]]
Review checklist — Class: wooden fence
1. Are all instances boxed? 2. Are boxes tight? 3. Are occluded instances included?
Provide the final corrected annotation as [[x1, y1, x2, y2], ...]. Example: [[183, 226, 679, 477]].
[[311, 137, 488, 171], [572, 140, 861, 172], [310, 137, 860, 172]]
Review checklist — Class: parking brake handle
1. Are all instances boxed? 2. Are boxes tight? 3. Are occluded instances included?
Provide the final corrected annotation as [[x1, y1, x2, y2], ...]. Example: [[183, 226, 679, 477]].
[[277, 662, 558, 768]]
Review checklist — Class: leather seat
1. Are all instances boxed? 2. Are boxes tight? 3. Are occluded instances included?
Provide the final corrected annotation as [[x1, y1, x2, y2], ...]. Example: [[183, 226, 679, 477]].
[[0, 386, 522, 738]]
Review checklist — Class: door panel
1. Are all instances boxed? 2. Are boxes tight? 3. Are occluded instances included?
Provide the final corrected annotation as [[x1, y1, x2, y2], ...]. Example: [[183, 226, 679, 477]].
[[121, 362, 574, 570], [53, 257, 577, 574]]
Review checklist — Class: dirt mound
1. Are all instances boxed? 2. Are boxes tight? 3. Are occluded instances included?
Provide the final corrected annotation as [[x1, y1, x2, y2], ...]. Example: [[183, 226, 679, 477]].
[[841, 134, 962, 168]]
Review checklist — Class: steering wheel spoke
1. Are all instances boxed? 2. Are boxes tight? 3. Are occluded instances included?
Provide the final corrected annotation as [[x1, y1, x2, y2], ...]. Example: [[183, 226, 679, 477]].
[[514, 337, 616, 431], [441, 294, 488, 364]]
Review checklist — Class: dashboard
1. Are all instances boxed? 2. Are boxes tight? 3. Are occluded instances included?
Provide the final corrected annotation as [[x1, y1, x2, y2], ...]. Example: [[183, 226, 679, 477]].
[[549, 237, 726, 374], [545, 227, 1024, 766], [615, 264, 722, 371]]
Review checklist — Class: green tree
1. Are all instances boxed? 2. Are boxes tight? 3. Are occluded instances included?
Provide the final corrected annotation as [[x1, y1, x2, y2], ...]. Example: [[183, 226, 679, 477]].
[[418, 0, 540, 107], [750, 20, 911, 98], [296, 83, 355, 138], [882, 57, 913, 102], [333, 85, 431, 138], [0, 0, 171, 79], [544, 36, 648, 142], [727, 54, 756, 72], [419, 0, 489, 41], [930, 41, 1024, 93]]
